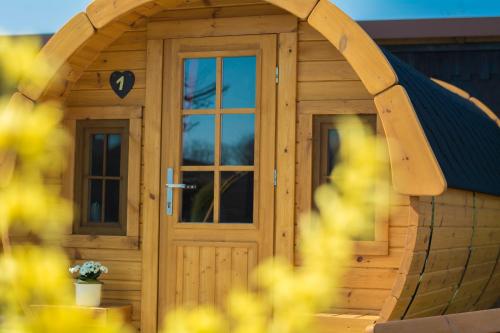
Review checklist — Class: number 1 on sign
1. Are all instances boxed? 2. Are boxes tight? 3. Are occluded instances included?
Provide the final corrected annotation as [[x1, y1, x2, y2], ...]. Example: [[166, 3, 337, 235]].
[[116, 76, 125, 91]]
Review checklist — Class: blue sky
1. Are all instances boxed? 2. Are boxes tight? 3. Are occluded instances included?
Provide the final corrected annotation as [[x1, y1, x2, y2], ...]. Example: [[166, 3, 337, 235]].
[[0, 0, 499, 35]]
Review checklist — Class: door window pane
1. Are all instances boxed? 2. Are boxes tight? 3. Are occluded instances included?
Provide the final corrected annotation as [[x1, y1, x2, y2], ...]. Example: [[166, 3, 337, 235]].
[[220, 172, 254, 223], [106, 134, 122, 177], [88, 179, 103, 222], [222, 56, 256, 109], [183, 115, 215, 166], [104, 180, 120, 223], [221, 114, 255, 166], [181, 172, 214, 223], [183, 58, 217, 110], [90, 134, 105, 176]]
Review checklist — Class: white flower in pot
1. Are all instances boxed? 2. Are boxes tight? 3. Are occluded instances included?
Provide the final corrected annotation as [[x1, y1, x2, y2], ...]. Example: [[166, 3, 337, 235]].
[[69, 261, 108, 307]]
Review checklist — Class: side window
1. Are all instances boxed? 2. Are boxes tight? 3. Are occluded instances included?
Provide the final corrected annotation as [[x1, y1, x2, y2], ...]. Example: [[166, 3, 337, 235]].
[[74, 120, 129, 236], [313, 115, 378, 241]]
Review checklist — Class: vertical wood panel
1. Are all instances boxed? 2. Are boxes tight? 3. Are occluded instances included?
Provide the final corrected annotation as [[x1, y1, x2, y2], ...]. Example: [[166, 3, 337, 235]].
[[183, 246, 200, 306], [175, 246, 184, 305], [275, 32, 298, 262], [215, 247, 232, 307], [199, 247, 216, 304], [232, 247, 249, 290], [141, 39, 163, 333]]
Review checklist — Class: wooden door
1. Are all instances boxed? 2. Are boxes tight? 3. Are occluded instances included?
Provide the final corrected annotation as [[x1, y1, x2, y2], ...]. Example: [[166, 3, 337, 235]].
[[159, 35, 277, 314]]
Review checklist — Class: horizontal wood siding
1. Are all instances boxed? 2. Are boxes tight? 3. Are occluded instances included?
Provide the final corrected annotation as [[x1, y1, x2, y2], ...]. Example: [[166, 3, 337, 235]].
[[381, 189, 500, 321], [295, 22, 408, 315], [64, 28, 147, 330]]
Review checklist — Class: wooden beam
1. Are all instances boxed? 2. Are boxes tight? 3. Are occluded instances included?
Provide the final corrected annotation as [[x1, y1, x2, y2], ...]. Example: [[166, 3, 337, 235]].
[[265, 0, 319, 20], [275, 32, 297, 262], [64, 106, 143, 120], [86, 0, 162, 29], [18, 13, 95, 101], [308, 0, 398, 95], [374, 85, 446, 196], [147, 15, 297, 40], [140, 39, 164, 333]]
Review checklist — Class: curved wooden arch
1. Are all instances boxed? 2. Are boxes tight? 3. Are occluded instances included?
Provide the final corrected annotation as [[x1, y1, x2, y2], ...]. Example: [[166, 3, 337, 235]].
[[14, 0, 447, 197]]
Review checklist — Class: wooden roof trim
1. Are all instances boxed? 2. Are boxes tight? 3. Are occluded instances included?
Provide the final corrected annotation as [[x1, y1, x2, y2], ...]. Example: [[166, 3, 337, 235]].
[[431, 78, 471, 99], [18, 12, 95, 101], [86, 0, 173, 29], [470, 97, 500, 126], [265, 0, 319, 20], [375, 85, 447, 196], [307, 0, 398, 96], [433, 78, 500, 126]]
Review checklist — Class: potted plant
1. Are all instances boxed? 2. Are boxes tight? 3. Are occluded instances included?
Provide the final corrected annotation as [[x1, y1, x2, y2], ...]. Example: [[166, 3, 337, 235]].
[[69, 261, 108, 307]]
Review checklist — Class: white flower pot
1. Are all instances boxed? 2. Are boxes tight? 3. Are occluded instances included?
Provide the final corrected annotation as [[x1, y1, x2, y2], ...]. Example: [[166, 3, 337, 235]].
[[75, 282, 102, 307]]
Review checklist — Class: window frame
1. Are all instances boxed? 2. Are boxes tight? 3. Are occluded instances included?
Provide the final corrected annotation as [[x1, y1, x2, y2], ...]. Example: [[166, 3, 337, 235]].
[[74, 119, 130, 236], [62, 106, 142, 249], [306, 113, 389, 256]]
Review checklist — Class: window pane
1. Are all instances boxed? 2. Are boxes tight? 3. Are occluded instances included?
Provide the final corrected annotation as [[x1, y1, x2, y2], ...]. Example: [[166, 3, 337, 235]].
[[327, 129, 341, 175], [90, 134, 105, 176], [183, 115, 215, 166], [106, 134, 122, 177], [183, 58, 217, 110], [222, 56, 256, 109], [221, 114, 255, 166], [88, 179, 103, 222], [220, 171, 253, 224], [104, 180, 120, 223], [181, 172, 214, 223]]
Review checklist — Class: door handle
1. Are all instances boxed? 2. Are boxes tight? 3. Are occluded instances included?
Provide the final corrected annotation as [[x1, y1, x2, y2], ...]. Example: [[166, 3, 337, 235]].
[[165, 183, 197, 190], [166, 168, 197, 216]]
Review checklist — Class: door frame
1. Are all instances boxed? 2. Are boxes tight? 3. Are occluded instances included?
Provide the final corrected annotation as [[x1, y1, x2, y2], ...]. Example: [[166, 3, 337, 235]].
[[141, 21, 297, 333], [158, 34, 277, 315]]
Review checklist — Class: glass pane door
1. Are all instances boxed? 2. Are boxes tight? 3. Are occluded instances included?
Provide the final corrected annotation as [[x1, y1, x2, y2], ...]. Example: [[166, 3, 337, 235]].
[[179, 55, 258, 224]]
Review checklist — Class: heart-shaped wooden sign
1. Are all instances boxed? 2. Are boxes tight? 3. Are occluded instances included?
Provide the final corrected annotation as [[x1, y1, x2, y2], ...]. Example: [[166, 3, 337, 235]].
[[110, 71, 135, 99]]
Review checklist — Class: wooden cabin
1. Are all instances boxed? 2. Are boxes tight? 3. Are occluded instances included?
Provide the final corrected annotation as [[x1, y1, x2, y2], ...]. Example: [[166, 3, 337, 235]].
[[10, 0, 500, 332]]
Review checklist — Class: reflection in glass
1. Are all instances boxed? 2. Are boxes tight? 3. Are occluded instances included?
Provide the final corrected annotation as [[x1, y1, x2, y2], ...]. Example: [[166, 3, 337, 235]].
[[88, 179, 103, 222], [327, 129, 341, 175], [90, 134, 104, 176], [221, 114, 255, 166], [222, 56, 256, 109], [183, 115, 215, 166], [106, 134, 122, 177], [220, 172, 253, 223], [183, 58, 217, 110], [104, 180, 120, 223], [181, 172, 214, 223]]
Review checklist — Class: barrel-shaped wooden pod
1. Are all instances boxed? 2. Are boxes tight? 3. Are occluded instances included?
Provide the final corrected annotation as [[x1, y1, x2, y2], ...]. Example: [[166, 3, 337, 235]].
[[12, 1, 500, 332]]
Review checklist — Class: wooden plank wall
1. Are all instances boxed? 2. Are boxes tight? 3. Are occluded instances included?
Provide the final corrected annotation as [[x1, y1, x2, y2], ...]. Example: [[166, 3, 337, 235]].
[[64, 24, 147, 330], [295, 22, 410, 315], [383, 189, 500, 320]]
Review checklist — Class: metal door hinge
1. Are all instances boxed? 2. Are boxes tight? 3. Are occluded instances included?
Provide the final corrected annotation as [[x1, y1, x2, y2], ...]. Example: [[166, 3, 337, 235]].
[[274, 169, 278, 187], [275, 66, 279, 84]]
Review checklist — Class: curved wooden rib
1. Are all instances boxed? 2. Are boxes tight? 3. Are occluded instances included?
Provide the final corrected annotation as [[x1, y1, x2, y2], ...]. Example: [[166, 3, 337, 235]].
[[432, 78, 471, 99], [265, 0, 319, 19], [432, 78, 500, 126], [307, 0, 398, 95], [375, 85, 446, 195], [18, 13, 95, 101]]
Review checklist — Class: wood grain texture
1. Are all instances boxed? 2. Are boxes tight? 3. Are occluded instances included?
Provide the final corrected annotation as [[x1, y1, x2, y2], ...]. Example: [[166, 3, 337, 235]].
[[275, 32, 297, 262], [147, 15, 297, 39], [140, 39, 164, 333], [308, 0, 398, 95], [19, 13, 95, 101], [374, 85, 446, 196]]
